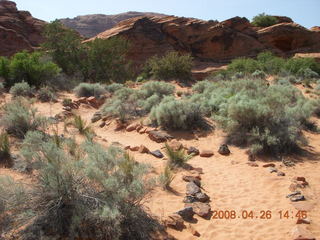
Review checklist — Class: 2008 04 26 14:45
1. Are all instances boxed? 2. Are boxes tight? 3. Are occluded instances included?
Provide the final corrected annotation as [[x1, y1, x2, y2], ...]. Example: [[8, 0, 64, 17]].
[[211, 210, 307, 220]]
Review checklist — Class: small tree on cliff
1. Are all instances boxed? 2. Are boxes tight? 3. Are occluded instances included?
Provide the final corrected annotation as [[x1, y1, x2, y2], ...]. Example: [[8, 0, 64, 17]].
[[251, 13, 278, 27]]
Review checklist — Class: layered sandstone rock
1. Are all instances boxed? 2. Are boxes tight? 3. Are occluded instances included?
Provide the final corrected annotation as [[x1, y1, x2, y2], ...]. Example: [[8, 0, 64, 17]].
[[89, 15, 320, 65], [0, 0, 45, 56]]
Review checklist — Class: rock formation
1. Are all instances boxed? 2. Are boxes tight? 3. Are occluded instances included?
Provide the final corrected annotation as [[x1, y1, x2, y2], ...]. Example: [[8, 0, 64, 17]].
[[89, 15, 320, 65], [0, 0, 45, 56], [59, 12, 167, 38]]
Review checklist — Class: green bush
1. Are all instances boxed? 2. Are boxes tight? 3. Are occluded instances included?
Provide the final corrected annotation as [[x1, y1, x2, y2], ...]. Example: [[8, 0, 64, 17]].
[[251, 13, 278, 27], [9, 81, 33, 97], [6, 51, 60, 87], [73, 82, 106, 98], [2, 137, 158, 239], [144, 51, 193, 81], [0, 56, 10, 80], [252, 70, 267, 79], [150, 97, 205, 130], [0, 82, 5, 95], [192, 79, 316, 155], [1, 99, 47, 138], [37, 86, 56, 102], [223, 52, 320, 78], [101, 81, 175, 121]]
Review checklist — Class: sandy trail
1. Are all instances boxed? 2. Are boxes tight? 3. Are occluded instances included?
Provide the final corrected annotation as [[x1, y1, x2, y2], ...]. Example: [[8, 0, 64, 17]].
[[1, 92, 320, 240]]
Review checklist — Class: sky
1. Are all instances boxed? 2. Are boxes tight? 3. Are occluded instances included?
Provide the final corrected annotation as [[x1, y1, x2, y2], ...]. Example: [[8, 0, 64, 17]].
[[12, 0, 319, 28]]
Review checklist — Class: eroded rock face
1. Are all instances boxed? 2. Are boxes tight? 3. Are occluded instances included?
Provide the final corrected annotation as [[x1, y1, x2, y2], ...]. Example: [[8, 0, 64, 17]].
[[0, 0, 45, 56], [89, 15, 320, 66], [60, 12, 167, 38]]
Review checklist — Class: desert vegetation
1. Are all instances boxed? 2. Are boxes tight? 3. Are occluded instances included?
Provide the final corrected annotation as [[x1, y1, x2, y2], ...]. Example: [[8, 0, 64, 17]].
[[251, 13, 278, 27]]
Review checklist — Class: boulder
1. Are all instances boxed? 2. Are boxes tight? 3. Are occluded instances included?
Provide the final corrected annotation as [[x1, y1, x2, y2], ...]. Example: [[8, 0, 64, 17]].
[[99, 121, 106, 128], [150, 150, 164, 158], [291, 225, 315, 240], [186, 182, 201, 196], [163, 214, 184, 230], [130, 146, 140, 152], [176, 207, 194, 221], [182, 176, 201, 187], [168, 140, 183, 151], [185, 202, 211, 218], [187, 147, 200, 156], [200, 150, 214, 158], [218, 144, 230, 155], [148, 131, 173, 143], [126, 123, 141, 132], [138, 145, 149, 154], [195, 192, 210, 203], [263, 163, 276, 168], [91, 112, 102, 123]]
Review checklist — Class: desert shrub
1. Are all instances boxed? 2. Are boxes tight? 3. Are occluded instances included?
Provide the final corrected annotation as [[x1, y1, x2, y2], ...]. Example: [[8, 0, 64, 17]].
[[158, 165, 175, 190], [0, 132, 11, 167], [1, 99, 47, 138], [284, 57, 320, 75], [150, 97, 205, 130], [139, 81, 175, 98], [37, 86, 56, 102], [256, 51, 286, 74], [192, 80, 212, 94], [74, 82, 106, 98], [4, 137, 157, 239], [9, 81, 33, 97], [164, 143, 193, 168], [231, 72, 245, 80], [297, 68, 319, 79], [192, 79, 316, 155], [145, 51, 193, 81], [101, 81, 175, 121], [252, 70, 267, 79], [251, 13, 278, 27], [105, 83, 124, 93]]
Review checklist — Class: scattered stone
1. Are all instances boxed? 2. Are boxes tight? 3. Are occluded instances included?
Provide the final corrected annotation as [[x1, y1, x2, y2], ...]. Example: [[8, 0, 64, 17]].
[[115, 119, 127, 131], [183, 195, 197, 203], [200, 150, 214, 158], [269, 167, 278, 173], [182, 176, 201, 187], [187, 224, 200, 237], [218, 144, 230, 155], [187, 146, 200, 156], [247, 162, 259, 167], [168, 140, 183, 151], [176, 207, 194, 221], [77, 97, 88, 104], [289, 183, 307, 192], [136, 125, 143, 132], [91, 112, 102, 123], [130, 146, 140, 152], [63, 106, 72, 112], [291, 202, 315, 212], [291, 225, 315, 240], [277, 171, 286, 176], [287, 191, 301, 198], [150, 150, 164, 158], [192, 168, 204, 174], [87, 96, 101, 108], [296, 218, 311, 225], [126, 123, 141, 132], [195, 192, 210, 203], [290, 195, 306, 202], [138, 145, 149, 154], [263, 163, 276, 168], [139, 127, 147, 134], [186, 202, 211, 218], [148, 131, 173, 143], [163, 214, 185, 230], [294, 177, 306, 182], [186, 182, 201, 196], [99, 121, 106, 128], [124, 146, 130, 150]]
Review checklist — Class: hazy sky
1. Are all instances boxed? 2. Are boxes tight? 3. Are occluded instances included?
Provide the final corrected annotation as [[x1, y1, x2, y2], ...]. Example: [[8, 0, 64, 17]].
[[12, 0, 319, 28]]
